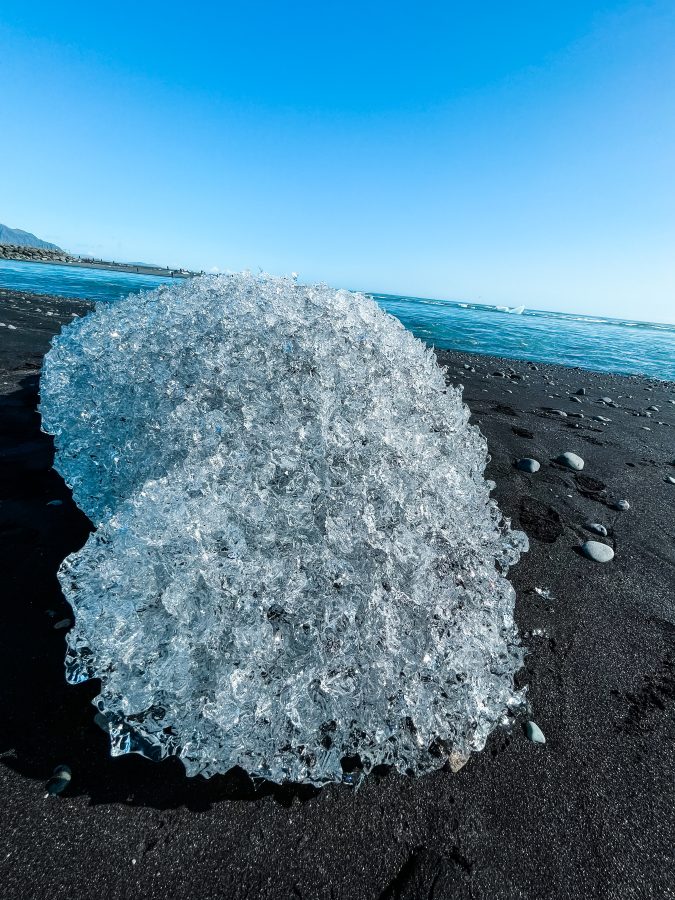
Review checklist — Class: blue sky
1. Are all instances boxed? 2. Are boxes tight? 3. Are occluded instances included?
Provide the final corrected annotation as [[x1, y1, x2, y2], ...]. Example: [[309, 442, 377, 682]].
[[1, 2, 674, 322]]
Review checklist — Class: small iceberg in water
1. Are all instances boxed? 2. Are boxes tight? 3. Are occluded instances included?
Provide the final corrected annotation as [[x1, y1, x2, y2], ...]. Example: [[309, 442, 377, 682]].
[[494, 304, 525, 314]]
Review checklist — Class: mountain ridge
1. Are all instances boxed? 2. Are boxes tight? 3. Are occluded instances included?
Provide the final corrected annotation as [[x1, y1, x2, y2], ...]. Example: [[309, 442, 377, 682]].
[[0, 223, 62, 251]]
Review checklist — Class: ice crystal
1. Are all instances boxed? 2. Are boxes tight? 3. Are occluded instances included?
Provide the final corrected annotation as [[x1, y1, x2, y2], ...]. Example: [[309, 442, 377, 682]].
[[40, 273, 527, 785]]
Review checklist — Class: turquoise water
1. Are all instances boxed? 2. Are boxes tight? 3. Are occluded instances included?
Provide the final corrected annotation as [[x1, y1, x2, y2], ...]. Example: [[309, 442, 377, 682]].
[[1, 259, 673, 380], [372, 294, 675, 381], [0, 258, 176, 302]]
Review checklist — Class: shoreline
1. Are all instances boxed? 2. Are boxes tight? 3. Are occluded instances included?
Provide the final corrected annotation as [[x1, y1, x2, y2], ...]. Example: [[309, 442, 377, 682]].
[[0, 247, 194, 278], [1, 290, 674, 899]]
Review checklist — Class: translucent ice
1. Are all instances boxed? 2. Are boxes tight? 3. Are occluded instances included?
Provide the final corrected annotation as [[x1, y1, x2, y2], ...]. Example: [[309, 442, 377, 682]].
[[40, 273, 527, 785]]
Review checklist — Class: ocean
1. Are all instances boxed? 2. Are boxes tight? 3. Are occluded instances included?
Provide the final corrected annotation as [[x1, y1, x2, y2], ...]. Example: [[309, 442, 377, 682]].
[[1, 259, 673, 381]]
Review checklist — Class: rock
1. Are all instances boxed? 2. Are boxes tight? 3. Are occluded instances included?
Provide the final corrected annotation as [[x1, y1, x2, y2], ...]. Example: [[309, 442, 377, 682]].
[[45, 776, 69, 797], [570, 396, 582, 403], [666, 476, 675, 485], [586, 522, 608, 536], [548, 409, 568, 417], [45, 765, 72, 797], [600, 396, 612, 404], [516, 458, 540, 473], [448, 750, 470, 772], [575, 388, 586, 395], [593, 416, 611, 423], [524, 721, 546, 743], [647, 405, 659, 411], [613, 499, 630, 511], [581, 541, 614, 563], [555, 452, 584, 471]]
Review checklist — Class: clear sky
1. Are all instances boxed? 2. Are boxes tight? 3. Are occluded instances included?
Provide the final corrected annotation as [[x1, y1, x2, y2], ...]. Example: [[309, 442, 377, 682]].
[[1, 2, 674, 322]]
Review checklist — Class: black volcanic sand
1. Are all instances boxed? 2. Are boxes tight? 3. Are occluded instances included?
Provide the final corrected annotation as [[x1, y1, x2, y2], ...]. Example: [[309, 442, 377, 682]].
[[1, 289, 675, 899]]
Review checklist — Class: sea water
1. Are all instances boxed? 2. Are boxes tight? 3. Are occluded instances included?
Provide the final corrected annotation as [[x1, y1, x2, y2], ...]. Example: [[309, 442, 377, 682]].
[[1, 259, 673, 380]]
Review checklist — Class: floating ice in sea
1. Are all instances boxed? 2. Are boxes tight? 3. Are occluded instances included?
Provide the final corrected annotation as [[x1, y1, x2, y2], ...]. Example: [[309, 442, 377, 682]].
[[40, 273, 527, 785]]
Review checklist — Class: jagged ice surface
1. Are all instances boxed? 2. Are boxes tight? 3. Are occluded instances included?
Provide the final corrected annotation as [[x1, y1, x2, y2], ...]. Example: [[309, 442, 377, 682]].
[[40, 273, 528, 785]]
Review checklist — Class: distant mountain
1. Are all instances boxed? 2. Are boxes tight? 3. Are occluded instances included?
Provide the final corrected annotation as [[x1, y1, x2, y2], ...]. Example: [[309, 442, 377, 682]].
[[0, 223, 62, 251]]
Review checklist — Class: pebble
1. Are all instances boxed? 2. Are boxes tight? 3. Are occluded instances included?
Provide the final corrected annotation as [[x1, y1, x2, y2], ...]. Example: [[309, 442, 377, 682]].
[[647, 405, 659, 411], [45, 765, 72, 797], [570, 396, 582, 403], [516, 458, 540, 473], [555, 451, 584, 471], [600, 396, 612, 404], [549, 409, 568, 417], [666, 476, 675, 485], [582, 541, 614, 563], [524, 721, 546, 744], [575, 388, 586, 395], [593, 415, 611, 423], [586, 522, 608, 536], [613, 499, 630, 511]]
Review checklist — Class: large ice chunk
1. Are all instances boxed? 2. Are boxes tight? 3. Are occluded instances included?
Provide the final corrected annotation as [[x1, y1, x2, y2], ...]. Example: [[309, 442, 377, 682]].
[[40, 273, 527, 784]]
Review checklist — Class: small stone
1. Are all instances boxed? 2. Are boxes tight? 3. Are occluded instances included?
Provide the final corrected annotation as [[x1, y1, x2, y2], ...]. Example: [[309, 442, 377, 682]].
[[593, 416, 611, 423], [570, 396, 582, 403], [448, 750, 470, 772], [516, 458, 540, 473], [53, 765, 72, 780], [586, 522, 608, 536], [45, 772, 71, 797], [647, 405, 659, 411], [666, 476, 675, 485], [524, 721, 546, 744], [575, 388, 586, 395], [555, 452, 584, 471], [600, 396, 612, 404], [613, 499, 630, 511], [581, 541, 614, 563]]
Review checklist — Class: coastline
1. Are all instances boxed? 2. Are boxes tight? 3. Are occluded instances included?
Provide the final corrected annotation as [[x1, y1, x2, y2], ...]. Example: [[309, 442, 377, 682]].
[[0, 245, 194, 278], [1, 290, 674, 899]]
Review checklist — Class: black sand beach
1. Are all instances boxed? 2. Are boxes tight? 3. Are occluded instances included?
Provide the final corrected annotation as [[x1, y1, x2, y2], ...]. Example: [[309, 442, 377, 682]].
[[1, 289, 674, 899]]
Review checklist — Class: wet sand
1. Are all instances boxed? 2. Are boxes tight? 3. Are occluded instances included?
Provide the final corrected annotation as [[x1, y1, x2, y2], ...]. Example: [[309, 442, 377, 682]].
[[1, 289, 674, 899]]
